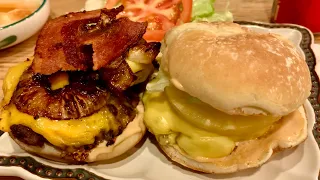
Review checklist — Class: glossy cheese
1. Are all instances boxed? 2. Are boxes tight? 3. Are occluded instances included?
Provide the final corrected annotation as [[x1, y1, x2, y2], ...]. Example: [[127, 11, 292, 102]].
[[143, 92, 236, 158], [1, 104, 116, 147], [1, 59, 32, 106], [0, 60, 139, 148], [164, 85, 280, 140], [126, 60, 151, 73]]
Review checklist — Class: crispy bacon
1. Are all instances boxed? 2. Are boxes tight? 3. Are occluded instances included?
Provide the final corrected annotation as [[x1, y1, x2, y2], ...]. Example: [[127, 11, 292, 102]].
[[32, 9, 102, 74], [59, 7, 127, 70], [32, 6, 146, 75], [80, 18, 147, 70], [31, 6, 158, 92]]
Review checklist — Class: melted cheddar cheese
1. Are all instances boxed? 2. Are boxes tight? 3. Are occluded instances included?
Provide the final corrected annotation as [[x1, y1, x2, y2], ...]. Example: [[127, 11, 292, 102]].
[[0, 60, 120, 148], [1, 104, 118, 147]]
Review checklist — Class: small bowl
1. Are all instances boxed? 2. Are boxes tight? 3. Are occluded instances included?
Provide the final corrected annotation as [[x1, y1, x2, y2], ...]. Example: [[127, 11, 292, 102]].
[[0, 0, 50, 50]]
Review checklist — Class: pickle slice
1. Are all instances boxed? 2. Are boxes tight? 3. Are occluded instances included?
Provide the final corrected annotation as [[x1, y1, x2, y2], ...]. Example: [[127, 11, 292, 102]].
[[164, 85, 280, 140]]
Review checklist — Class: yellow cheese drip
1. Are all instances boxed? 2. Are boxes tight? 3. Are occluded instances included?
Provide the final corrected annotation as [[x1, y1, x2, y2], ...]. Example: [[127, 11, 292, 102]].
[[1, 104, 115, 147], [0, 60, 116, 147], [143, 92, 236, 158], [1, 59, 32, 106]]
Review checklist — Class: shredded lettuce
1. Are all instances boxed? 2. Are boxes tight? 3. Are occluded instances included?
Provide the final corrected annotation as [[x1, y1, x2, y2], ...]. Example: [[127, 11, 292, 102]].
[[193, 11, 233, 22], [146, 68, 170, 92], [191, 0, 215, 20], [192, 0, 233, 22]]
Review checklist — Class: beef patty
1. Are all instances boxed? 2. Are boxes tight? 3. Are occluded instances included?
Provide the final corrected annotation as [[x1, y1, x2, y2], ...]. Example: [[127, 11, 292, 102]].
[[10, 124, 46, 147]]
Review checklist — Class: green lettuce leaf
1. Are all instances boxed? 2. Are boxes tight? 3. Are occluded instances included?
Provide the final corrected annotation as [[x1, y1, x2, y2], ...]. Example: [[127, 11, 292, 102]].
[[191, 0, 215, 20], [192, 0, 233, 22]]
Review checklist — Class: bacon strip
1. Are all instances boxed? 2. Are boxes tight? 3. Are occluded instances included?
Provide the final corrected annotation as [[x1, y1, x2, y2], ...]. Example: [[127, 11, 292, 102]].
[[32, 9, 102, 75], [32, 6, 145, 75], [31, 6, 157, 92], [80, 17, 147, 70]]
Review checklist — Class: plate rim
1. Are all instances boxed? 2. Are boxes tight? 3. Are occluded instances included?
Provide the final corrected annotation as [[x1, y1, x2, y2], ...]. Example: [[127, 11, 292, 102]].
[[0, 21, 319, 180]]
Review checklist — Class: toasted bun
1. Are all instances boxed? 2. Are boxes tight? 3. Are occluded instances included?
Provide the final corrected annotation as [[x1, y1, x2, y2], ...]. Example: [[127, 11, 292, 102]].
[[159, 105, 308, 173], [161, 22, 311, 116], [10, 102, 145, 163]]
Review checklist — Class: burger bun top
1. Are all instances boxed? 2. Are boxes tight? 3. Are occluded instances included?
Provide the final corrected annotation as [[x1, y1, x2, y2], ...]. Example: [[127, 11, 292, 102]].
[[161, 22, 311, 116]]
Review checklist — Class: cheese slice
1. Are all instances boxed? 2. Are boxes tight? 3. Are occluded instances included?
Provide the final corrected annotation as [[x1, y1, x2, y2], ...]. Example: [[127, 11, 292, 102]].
[[1, 104, 117, 147], [0, 60, 141, 148], [143, 91, 236, 158]]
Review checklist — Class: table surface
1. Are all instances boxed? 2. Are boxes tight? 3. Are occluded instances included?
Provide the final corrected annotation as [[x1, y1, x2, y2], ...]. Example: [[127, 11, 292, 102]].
[[0, 0, 319, 179]]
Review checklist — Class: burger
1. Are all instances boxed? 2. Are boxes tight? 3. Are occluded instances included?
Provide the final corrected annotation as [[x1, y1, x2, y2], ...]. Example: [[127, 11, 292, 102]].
[[143, 22, 311, 173], [0, 6, 160, 163]]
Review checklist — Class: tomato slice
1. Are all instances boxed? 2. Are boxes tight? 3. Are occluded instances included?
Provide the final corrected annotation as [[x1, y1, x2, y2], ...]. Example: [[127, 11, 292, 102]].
[[106, 0, 193, 42], [143, 30, 166, 42], [179, 0, 193, 23]]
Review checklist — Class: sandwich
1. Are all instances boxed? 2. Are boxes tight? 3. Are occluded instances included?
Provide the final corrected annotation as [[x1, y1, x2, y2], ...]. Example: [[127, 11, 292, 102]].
[[143, 22, 311, 173], [0, 6, 160, 163]]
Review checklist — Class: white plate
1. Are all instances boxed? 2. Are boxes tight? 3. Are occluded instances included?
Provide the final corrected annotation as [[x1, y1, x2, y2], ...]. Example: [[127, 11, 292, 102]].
[[0, 23, 319, 180]]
